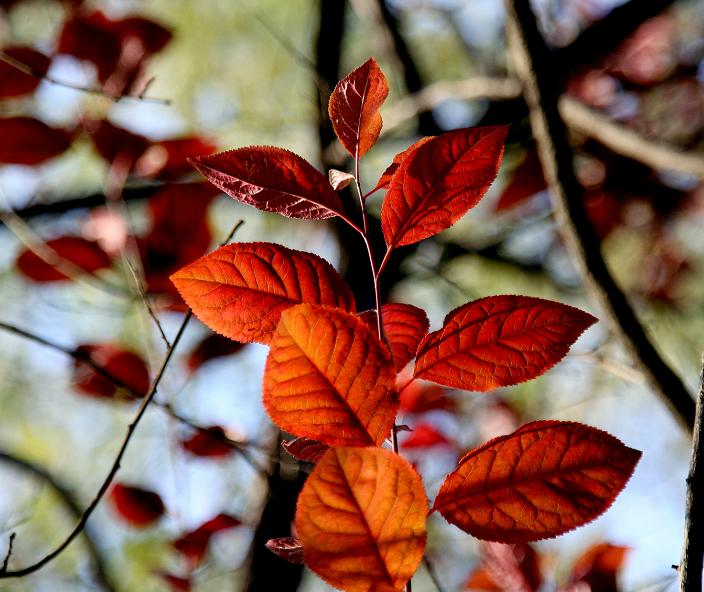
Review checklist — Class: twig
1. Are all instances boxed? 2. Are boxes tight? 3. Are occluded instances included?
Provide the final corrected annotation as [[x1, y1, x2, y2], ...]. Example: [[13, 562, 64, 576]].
[[0, 534, 15, 574], [503, 0, 694, 433], [0, 452, 114, 590], [0, 220, 244, 578], [0, 51, 171, 105], [679, 354, 704, 592], [423, 556, 447, 592]]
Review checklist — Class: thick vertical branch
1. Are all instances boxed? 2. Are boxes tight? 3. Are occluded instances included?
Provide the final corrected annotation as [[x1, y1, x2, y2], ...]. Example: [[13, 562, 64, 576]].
[[503, 0, 695, 432], [679, 356, 704, 592]]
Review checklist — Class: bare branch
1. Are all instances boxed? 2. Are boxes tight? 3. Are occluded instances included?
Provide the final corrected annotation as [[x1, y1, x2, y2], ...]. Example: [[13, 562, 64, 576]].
[[679, 355, 704, 592], [503, 0, 694, 432], [0, 51, 171, 105], [0, 534, 15, 574]]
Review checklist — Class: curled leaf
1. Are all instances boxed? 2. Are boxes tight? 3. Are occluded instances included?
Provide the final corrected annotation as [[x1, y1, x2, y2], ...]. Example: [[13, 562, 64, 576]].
[[282, 437, 329, 463], [296, 446, 427, 592], [266, 537, 305, 564], [433, 421, 641, 543], [264, 304, 398, 447], [171, 242, 355, 344], [328, 169, 355, 191], [414, 295, 597, 391]]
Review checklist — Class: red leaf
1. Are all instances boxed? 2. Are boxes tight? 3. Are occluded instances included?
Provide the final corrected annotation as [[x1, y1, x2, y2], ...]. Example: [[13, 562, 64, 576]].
[[382, 125, 507, 248], [372, 136, 434, 193], [401, 423, 450, 449], [135, 136, 217, 179], [190, 147, 345, 220], [187, 333, 245, 372], [73, 344, 150, 400], [0, 46, 50, 98], [0, 117, 72, 164], [88, 120, 150, 166], [568, 543, 629, 592], [263, 304, 398, 447], [171, 242, 355, 344], [157, 573, 191, 592], [110, 483, 164, 527], [433, 421, 641, 543], [281, 437, 329, 463], [181, 426, 235, 458], [173, 514, 241, 565], [414, 295, 597, 391], [265, 537, 305, 564], [495, 148, 547, 211], [328, 57, 389, 158], [399, 381, 455, 414], [470, 542, 543, 592], [381, 303, 429, 370], [465, 567, 502, 591], [16, 236, 112, 282]]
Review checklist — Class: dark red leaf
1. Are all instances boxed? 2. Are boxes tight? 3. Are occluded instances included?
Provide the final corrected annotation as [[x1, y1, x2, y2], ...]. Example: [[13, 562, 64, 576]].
[[157, 573, 191, 592], [0, 117, 72, 164], [495, 148, 547, 211], [16, 236, 112, 282], [372, 136, 434, 193], [181, 426, 235, 458], [88, 119, 150, 166], [382, 126, 508, 248], [281, 437, 329, 463], [135, 136, 217, 179], [568, 543, 629, 592], [328, 57, 389, 158], [401, 423, 450, 449], [190, 146, 345, 220], [173, 514, 242, 565], [73, 344, 150, 400], [0, 46, 50, 98], [265, 537, 305, 564], [110, 483, 164, 527], [187, 333, 246, 372], [414, 295, 597, 391]]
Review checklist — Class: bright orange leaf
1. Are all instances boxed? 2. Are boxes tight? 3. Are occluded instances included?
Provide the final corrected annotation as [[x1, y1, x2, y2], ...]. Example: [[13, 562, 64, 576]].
[[433, 421, 641, 543], [171, 242, 355, 344], [381, 125, 507, 248], [414, 295, 597, 391], [263, 304, 398, 446], [329, 58, 389, 158], [380, 303, 429, 370], [295, 446, 427, 592], [190, 146, 345, 219]]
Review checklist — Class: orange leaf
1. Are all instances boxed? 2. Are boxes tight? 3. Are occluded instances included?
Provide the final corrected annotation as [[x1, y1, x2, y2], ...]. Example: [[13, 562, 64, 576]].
[[295, 446, 427, 592], [433, 421, 641, 543], [401, 423, 450, 449], [190, 146, 344, 220], [414, 295, 597, 391], [329, 58, 389, 158], [382, 126, 507, 248], [568, 542, 629, 592], [264, 304, 398, 447], [371, 136, 434, 194], [381, 303, 429, 371], [171, 242, 355, 344]]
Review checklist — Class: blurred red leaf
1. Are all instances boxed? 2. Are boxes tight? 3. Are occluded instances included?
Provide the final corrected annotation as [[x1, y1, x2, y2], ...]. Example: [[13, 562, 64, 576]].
[[372, 136, 434, 194], [16, 236, 112, 282], [281, 437, 329, 463], [399, 381, 455, 414], [401, 423, 450, 449], [495, 148, 547, 211], [568, 543, 629, 592], [465, 567, 502, 591], [0, 46, 50, 97], [171, 242, 355, 344], [566, 69, 619, 110], [73, 344, 150, 400], [187, 332, 246, 372], [414, 295, 597, 391], [266, 537, 305, 564], [382, 126, 508, 248], [135, 136, 217, 179], [173, 514, 241, 565], [190, 147, 344, 220], [88, 120, 150, 166], [329, 57, 389, 158], [0, 117, 72, 164], [433, 421, 641, 543], [157, 573, 191, 592], [110, 483, 164, 527], [466, 542, 542, 592], [584, 190, 623, 239], [181, 426, 235, 458]]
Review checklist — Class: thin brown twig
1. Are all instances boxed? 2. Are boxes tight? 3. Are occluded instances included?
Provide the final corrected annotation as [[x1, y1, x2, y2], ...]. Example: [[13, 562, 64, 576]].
[[0, 51, 171, 105], [423, 556, 447, 592], [679, 354, 704, 592], [503, 0, 694, 432], [0, 220, 244, 578], [0, 534, 15, 574]]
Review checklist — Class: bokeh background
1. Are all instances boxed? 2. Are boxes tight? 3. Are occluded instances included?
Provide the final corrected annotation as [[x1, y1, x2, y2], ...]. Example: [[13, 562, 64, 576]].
[[0, 0, 703, 590]]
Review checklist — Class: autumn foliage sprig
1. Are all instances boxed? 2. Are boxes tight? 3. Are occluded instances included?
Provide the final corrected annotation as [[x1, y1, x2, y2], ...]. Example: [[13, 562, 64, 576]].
[[171, 58, 641, 592]]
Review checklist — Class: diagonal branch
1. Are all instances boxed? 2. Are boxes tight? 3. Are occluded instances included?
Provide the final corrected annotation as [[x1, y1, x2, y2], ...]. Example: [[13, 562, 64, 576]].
[[503, 0, 695, 432], [679, 355, 704, 592], [0, 452, 114, 590]]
